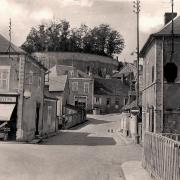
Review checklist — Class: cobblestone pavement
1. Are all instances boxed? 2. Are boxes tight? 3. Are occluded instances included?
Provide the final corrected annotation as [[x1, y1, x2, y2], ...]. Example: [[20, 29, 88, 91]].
[[0, 114, 142, 180]]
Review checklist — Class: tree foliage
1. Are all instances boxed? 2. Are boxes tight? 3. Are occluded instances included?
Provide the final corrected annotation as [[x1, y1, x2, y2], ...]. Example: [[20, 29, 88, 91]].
[[22, 20, 125, 57]]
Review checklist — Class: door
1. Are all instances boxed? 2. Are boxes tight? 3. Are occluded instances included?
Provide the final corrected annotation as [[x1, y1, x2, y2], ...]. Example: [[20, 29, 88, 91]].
[[35, 103, 40, 135]]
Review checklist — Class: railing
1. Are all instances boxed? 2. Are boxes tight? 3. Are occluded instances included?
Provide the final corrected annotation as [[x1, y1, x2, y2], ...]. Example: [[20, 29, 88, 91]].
[[143, 132, 180, 180], [161, 133, 180, 141]]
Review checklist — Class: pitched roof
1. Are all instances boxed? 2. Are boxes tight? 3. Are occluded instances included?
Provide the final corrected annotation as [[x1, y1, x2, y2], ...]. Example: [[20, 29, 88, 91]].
[[55, 65, 75, 76], [140, 15, 180, 57], [122, 100, 137, 110], [49, 75, 67, 92], [0, 34, 25, 54], [44, 85, 57, 100], [94, 78, 129, 96], [156, 16, 180, 36], [112, 63, 137, 78]]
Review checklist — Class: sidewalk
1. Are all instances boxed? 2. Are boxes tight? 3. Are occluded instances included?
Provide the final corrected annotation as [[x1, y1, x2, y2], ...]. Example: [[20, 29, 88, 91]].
[[122, 161, 152, 180]]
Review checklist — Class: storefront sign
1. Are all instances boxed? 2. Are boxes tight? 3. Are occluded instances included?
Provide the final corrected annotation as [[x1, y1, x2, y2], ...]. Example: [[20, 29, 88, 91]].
[[0, 96, 16, 103]]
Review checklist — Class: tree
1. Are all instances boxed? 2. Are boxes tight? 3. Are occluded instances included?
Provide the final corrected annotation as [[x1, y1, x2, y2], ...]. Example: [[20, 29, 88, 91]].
[[106, 30, 125, 57], [21, 20, 125, 57]]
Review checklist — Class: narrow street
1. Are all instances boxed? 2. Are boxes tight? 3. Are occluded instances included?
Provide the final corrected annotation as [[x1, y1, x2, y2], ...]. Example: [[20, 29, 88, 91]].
[[0, 114, 142, 180]]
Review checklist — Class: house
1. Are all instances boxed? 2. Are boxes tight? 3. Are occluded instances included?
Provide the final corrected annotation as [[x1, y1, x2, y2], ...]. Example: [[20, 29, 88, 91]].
[[0, 34, 47, 141], [112, 62, 143, 142], [69, 76, 94, 112], [93, 78, 129, 114], [140, 13, 180, 180], [49, 65, 94, 112], [47, 75, 69, 128], [140, 14, 180, 141]]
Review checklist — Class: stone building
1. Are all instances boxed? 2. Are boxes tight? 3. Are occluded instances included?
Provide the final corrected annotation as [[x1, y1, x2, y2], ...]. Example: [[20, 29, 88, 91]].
[[48, 65, 94, 112], [94, 78, 129, 114], [0, 34, 47, 141], [33, 52, 119, 77], [69, 76, 94, 112], [113, 62, 143, 142], [140, 14, 180, 141], [47, 74, 70, 128]]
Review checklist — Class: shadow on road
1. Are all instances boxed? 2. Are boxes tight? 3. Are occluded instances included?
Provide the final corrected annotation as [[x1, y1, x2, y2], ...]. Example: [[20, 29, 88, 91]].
[[70, 118, 112, 130], [42, 131, 116, 146]]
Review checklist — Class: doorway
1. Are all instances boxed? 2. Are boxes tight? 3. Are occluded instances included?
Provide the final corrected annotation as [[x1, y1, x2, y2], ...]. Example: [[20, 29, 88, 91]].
[[8, 105, 17, 140], [35, 103, 40, 136], [149, 106, 154, 132]]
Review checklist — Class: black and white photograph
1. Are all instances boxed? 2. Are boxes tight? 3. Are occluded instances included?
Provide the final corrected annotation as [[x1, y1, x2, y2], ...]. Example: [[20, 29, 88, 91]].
[[0, 0, 180, 179]]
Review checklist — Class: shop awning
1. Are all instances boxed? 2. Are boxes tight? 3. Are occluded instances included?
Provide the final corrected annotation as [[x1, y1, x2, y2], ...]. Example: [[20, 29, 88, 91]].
[[0, 104, 16, 121]]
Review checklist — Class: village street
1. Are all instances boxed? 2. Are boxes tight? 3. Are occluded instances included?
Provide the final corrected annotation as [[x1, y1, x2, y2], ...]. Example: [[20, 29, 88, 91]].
[[0, 114, 142, 180]]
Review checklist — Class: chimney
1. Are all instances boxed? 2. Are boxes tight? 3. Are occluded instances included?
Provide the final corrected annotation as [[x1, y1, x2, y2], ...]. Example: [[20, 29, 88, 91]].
[[164, 12, 177, 25]]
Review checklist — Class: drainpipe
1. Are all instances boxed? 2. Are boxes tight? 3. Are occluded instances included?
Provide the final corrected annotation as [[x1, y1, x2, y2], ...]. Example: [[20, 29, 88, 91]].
[[161, 36, 165, 133]]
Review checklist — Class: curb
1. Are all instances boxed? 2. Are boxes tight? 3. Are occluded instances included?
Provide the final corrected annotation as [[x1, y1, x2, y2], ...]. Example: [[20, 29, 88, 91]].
[[121, 161, 152, 180]]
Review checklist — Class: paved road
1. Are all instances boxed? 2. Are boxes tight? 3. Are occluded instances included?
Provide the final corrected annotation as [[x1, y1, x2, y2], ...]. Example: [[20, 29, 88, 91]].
[[0, 114, 142, 180]]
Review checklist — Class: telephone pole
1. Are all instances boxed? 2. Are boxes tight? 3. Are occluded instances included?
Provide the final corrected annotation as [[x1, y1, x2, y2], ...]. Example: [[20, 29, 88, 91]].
[[133, 0, 140, 108]]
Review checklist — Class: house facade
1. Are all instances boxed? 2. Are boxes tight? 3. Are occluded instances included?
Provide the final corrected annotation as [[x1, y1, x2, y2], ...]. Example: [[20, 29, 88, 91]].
[[69, 77, 94, 112], [93, 78, 129, 114], [140, 15, 180, 142], [48, 75, 70, 128], [0, 34, 47, 141], [48, 64, 94, 112]]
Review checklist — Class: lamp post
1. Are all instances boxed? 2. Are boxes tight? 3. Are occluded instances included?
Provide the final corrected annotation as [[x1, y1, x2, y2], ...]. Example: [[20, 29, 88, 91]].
[[133, 0, 140, 108]]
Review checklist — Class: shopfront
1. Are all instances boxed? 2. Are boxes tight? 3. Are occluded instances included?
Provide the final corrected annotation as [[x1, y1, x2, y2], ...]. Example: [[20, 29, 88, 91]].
[[0, 94, 18, 140]]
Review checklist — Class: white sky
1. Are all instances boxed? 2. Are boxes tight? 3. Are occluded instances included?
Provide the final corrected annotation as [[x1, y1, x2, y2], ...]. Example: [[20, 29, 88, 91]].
[[0, 0, 180, 62]]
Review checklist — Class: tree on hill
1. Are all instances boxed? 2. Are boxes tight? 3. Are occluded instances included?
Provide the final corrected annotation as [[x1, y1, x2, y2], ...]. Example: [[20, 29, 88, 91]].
[[21, 20, 125, 57]]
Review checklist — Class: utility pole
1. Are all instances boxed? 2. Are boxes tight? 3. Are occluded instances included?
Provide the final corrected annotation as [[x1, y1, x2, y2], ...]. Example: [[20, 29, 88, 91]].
[[133, 0, 140, 108], [171, 0, 174, 61], [8, 18, 12, 58]]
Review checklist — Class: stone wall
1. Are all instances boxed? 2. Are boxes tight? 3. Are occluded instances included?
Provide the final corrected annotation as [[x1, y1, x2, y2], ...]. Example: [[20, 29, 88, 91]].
[[33, 52, 119, 77]]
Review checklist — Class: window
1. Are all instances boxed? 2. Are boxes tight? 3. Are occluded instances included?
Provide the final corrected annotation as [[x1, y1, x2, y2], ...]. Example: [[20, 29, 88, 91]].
[[69, 71, 74, 77], [106, 98, 110, 105], [124, 98, 128, 105], [47, 106, 52, 127], [38, 77, 42, 88], [0, 68, 10, 90], [152, 66, 154, 83], [84, 82, 89, 93], [72, 82, 78, 92], [29, 71, 33, 85], [115, 99, 119, 105], [94, 97, 101, 104]]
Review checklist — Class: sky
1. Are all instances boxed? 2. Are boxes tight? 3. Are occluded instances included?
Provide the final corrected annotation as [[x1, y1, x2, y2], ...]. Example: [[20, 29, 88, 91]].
[[0, 0, 180, 62]]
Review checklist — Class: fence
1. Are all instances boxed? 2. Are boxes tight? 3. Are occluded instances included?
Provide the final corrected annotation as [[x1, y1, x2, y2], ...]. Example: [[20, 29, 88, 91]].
[[161, 133, 180, 141], [143, 132, 180, 180]]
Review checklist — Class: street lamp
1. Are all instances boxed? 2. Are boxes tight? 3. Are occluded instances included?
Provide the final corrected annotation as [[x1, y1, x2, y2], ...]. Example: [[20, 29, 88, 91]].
[[133, 0, 140, 108]]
